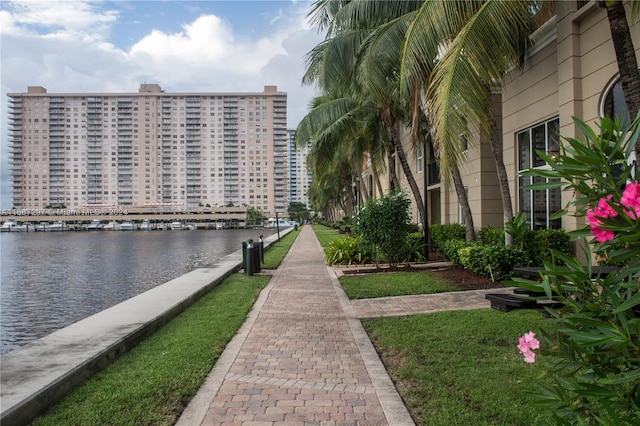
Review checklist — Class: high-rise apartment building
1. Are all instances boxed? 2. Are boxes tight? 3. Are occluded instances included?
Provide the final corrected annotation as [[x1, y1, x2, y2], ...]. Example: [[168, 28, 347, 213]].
[[287, 129, 311, 208], [8, 84, 288, 214]]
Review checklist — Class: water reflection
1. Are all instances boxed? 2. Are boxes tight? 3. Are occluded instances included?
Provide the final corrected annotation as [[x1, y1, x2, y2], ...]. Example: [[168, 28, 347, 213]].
[[0, 229, 274, 354]]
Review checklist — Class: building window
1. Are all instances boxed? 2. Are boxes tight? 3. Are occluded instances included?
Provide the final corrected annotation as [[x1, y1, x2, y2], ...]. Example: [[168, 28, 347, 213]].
[[416, 143, 423, 173], [600, 70, 638, 126], [517, 117, 561, 230]]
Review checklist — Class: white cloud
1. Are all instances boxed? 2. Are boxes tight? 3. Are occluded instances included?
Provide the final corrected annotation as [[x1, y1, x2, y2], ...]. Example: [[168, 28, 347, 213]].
[[0, 0, 323, 208], [2, 0, 118, 37]]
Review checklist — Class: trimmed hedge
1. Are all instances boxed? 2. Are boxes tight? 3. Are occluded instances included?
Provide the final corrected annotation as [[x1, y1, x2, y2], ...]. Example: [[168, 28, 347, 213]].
[[430, 224, 466, 253], [437, 223, 571, 282]]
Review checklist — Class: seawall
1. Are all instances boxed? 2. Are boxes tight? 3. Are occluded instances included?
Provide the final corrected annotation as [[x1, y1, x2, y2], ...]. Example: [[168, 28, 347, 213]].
[[0, 228, 292, 426]]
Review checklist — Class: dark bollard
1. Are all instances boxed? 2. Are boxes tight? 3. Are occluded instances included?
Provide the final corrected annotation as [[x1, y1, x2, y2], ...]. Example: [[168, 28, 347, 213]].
[[245, 239, 254, 276], [258, 235, 264, 263]]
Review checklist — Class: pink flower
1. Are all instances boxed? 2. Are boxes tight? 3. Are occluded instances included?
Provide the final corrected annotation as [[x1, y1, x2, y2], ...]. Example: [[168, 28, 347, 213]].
[[518, 332, 540, 363], [621, 182, 640, 209], [586, 195, 619, 243], [591, 227, 615, 243]]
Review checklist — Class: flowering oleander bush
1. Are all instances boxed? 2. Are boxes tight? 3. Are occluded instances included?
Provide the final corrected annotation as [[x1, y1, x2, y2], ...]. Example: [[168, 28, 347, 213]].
[[518, 331, 540, 364], [513, 114, 640, 425]]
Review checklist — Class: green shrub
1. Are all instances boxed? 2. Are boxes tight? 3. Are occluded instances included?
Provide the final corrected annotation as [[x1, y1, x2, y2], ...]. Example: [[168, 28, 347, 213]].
[[478, 226, 505, 246], [324, 236, 370, 265], [442, 239, 476, 266], [356, 191, 412, 266], [406, 223, 421, 233], [401, 232, 427, 262], [532, 228, 571, 265], [460, 244, 530, 282], [430, 223, 466, 253]]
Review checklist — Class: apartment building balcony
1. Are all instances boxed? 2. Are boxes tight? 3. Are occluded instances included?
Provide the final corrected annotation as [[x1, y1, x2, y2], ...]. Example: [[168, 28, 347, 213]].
[[9, 129, 23, 139], [8, 121, 21, 134]]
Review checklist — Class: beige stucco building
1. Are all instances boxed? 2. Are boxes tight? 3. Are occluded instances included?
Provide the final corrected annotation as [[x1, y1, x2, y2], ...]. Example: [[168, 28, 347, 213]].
[[372, 1, 639, 237], [8, 84, 288, 214]]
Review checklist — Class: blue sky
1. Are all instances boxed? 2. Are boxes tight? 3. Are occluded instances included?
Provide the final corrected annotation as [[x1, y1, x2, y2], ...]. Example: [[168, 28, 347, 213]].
[[0, 0, 324, 209]]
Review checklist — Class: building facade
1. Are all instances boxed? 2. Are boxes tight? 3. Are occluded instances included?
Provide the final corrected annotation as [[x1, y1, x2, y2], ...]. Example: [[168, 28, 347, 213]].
[[379, 1, 638, 240], [8, 84, 288, 214], [287, 129, 312, 208]]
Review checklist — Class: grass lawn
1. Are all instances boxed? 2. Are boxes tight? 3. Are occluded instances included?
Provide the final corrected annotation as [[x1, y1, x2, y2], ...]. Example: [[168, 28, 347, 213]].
[[340, 271, 457, 299], [311, 224, 346, 248], [261, 227, 300, 269], [364, 309, 554, 425]]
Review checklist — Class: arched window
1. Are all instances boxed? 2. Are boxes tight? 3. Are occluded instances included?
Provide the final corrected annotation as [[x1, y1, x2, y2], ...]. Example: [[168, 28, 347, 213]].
[[600, 72, 635, 125]]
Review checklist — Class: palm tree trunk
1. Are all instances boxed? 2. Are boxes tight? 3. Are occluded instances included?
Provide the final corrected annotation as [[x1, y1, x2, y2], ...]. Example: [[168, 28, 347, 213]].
[[383, 110, 423, 217], [488, 115, 514, 245], [373, 169, 384, 197], [359, 177, 370, 201], [391, 125, 426, 226], [387, 140, 400, 190], [600, 0, 640, 155], [451, 163, 476, 241]]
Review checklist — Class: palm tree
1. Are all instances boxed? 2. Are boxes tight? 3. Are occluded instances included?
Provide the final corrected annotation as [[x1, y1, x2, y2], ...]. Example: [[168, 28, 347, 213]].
[[296, 92, 389, 212], [599, 0, 640, 156], [398, 0, 543, 242], [306, 0, 432, 242]]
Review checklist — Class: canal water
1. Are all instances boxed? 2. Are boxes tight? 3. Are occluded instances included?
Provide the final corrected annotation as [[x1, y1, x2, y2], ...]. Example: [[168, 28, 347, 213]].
[[0, 228, 277, 355]]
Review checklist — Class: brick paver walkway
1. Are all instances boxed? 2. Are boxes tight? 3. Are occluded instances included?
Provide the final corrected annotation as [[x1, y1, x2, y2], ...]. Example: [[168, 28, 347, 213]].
[[178, 225, 414, 425], [178, 226, 512, 425]]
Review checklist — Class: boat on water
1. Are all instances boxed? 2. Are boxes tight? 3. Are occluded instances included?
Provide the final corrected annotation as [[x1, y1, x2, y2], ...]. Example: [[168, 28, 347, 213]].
[[35, 222, 50, 232], [1, 219, 18, 232], [139, 219, 152, 231], [48, 221, 66, 232], [1, 219, 35, 232], [103, 221, 119, 231], [265, 218, 294, 229], [87, 220, 104, 231], [119, 221, 136, 231], [15, 223, 36, 232], [170, 221, 185, 230]]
